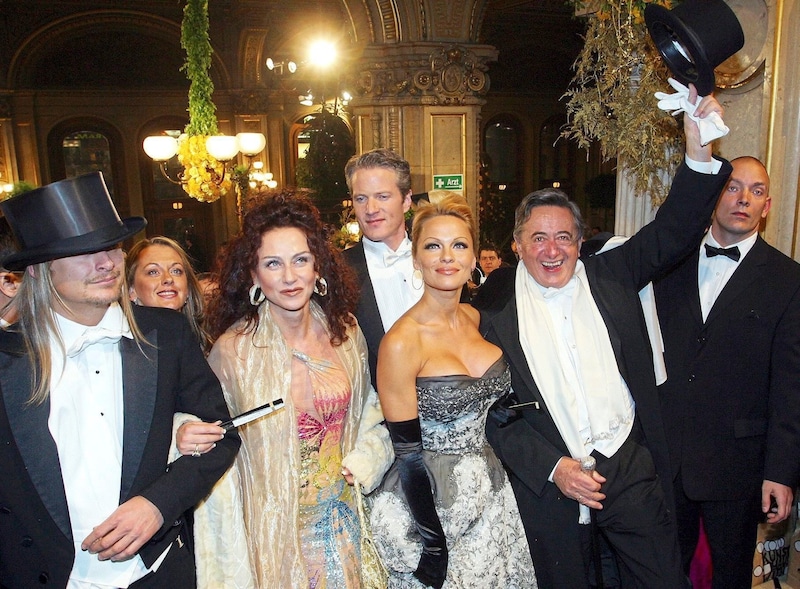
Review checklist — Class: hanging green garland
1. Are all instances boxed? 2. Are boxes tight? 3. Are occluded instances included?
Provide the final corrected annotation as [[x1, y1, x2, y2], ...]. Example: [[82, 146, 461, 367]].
[[181, 0, 218, 136], [176, 0, 231, 202]]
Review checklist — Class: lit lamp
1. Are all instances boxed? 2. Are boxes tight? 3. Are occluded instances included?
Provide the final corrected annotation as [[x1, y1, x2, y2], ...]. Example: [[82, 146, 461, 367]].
[[266, 58, 297, 75], [345, 221, 360, 237], [142, 136, 179, 162], [143, 131, 266, 186], [248, 161, 279, 190]]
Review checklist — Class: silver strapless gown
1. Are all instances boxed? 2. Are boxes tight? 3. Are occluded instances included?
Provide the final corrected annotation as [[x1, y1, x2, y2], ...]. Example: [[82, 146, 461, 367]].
[[370, 357, 536, 588]]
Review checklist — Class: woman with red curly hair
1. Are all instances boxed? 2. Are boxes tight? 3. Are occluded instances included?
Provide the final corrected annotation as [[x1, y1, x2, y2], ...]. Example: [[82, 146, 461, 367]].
[[178, 189, 392, 588]]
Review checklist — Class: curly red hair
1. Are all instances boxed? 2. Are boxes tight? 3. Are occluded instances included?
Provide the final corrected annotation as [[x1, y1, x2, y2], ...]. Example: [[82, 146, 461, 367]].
[[206, 188, 358, 345]]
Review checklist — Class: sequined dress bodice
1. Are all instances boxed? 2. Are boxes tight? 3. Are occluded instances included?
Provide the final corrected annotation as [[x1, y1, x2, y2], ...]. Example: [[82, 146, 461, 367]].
[[416, 356, 510, 454]]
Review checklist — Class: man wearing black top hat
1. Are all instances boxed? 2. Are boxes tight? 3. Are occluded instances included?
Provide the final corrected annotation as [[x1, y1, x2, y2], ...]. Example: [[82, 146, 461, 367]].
[[0, 173, 239, 588]]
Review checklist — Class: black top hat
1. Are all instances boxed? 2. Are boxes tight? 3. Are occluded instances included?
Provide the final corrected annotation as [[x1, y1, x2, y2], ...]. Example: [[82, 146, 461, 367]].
[[0, 172, 146, 270], [645, 0, 745, 96]]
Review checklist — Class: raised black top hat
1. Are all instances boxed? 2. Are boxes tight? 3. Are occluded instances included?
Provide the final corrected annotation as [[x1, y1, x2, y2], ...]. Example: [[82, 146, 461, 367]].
[[0, 172, 147, 270], [645, 0, 745, 96]]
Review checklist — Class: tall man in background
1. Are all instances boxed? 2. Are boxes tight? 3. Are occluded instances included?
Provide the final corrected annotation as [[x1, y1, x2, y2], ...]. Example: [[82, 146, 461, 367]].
[[343, 149, 423, 384], [654, 156, 800, 588], [0, 173, 238, 588]]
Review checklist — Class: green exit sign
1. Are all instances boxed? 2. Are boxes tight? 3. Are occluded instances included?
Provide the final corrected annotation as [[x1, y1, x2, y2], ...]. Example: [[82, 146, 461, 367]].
[[433, 174, 463, 191]]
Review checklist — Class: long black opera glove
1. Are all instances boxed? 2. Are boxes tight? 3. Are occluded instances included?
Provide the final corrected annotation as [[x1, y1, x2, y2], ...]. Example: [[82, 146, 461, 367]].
[[387, 418, 448, 589]]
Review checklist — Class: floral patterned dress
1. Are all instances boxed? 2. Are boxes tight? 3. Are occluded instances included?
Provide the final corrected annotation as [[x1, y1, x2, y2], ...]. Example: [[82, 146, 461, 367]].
[[294, 350, 362, 589]]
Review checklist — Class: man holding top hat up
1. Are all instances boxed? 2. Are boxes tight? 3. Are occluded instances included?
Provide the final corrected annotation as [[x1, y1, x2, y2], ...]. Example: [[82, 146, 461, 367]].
[[0, 173, 239, 588], [478, 1, 747, 585]]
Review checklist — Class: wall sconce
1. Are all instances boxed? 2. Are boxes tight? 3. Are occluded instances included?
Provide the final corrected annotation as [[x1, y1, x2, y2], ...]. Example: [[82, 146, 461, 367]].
[[266, 58, 297, 75]]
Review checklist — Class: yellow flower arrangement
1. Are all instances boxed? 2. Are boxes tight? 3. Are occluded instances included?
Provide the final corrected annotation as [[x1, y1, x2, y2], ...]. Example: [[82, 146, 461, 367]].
[[176, 134, 231, 202]]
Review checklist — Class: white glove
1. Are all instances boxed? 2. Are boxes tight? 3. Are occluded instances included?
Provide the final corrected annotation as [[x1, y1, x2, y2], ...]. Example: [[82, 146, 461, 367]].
[[654, 78, 729, 146]]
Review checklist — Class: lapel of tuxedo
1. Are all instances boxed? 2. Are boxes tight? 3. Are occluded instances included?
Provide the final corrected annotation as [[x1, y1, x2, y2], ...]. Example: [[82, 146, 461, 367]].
[[0, 353, 72, 541], [705, 238, 768, 326], [676, 249, 704, 327], [120, 332, 158, 500], [348, 242, 385, 345]]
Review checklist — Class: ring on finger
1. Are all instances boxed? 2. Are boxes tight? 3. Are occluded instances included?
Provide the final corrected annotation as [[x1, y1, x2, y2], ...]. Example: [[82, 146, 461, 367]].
[[192, 444, 201, 458]]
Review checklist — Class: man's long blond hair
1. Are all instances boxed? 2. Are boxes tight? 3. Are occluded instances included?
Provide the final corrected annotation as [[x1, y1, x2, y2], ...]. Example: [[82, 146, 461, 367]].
[[17, 261, 146, 405]]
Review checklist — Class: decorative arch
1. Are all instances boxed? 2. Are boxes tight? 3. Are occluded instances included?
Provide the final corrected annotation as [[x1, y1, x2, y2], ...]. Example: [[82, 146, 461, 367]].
[[8, 10, 232, 90], [336, 0, 491, 45]]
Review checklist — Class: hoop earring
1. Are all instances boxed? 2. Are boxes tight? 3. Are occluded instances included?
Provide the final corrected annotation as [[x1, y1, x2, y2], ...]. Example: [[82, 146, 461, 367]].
[[249, 284, 265, 306], [411, 269, 423, 290], [314, 276, 328, 297]]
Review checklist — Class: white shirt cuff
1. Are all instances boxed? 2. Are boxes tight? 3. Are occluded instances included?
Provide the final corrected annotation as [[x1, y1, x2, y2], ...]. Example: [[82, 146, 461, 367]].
[[548, 456, 565, 482], [685, 155, 722, 175]]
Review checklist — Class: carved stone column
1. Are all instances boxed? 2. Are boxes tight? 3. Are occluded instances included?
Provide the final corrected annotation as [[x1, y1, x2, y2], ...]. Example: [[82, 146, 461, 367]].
[[350, 42, 497, 214], [762, 0, 800, 259]]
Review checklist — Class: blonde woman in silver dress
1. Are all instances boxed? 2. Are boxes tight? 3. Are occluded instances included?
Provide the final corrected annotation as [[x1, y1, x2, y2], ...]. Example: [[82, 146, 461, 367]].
[[370, 195, 535, 588]]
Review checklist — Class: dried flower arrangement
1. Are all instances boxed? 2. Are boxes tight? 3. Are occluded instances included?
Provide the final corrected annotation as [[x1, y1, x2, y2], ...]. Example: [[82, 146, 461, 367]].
[[562, 0, 683, 206]]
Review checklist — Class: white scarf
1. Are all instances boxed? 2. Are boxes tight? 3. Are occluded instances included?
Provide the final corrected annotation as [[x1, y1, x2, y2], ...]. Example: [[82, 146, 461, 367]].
[[516, 261, 634, 461]]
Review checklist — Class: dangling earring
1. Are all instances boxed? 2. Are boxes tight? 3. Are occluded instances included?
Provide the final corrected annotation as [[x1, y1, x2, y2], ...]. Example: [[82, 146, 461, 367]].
[[314, 276, 328, 296], [411, 269, 423, 290], [249, 284, 265, 306]]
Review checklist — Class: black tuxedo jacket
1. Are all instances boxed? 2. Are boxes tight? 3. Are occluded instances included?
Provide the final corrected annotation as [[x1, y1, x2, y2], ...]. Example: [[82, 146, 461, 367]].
[[343, 242, 385, 388], [476, 160, 731, 586], [655, 236, 800, 500], [0, 306, 239, 589]]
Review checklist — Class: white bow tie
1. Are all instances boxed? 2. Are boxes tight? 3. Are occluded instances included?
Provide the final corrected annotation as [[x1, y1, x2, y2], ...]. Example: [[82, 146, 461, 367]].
[[67, 327, 128, 357], [383, 248, 412, 267]]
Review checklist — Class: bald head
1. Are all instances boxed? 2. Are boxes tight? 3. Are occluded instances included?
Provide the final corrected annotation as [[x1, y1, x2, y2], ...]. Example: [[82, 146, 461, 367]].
[[711, 156, 771, 247]]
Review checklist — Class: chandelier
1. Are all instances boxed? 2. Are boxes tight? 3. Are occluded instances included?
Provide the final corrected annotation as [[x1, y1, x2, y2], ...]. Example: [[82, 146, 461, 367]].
[[143, 131, 267, 186]]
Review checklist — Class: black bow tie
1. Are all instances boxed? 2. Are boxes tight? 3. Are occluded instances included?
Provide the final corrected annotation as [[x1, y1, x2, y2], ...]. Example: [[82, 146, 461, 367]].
[[705, 244, 740, 262]]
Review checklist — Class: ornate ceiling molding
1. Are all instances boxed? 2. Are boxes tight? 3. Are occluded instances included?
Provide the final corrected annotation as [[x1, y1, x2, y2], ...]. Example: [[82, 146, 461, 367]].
[[352, 43, 498, 105]]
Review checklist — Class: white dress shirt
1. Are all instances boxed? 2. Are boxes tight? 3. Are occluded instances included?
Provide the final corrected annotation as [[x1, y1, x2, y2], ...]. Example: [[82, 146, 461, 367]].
[[697, 231, 757, 321], [362, 236, 423, 332], [48, 304, 168, 588]]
